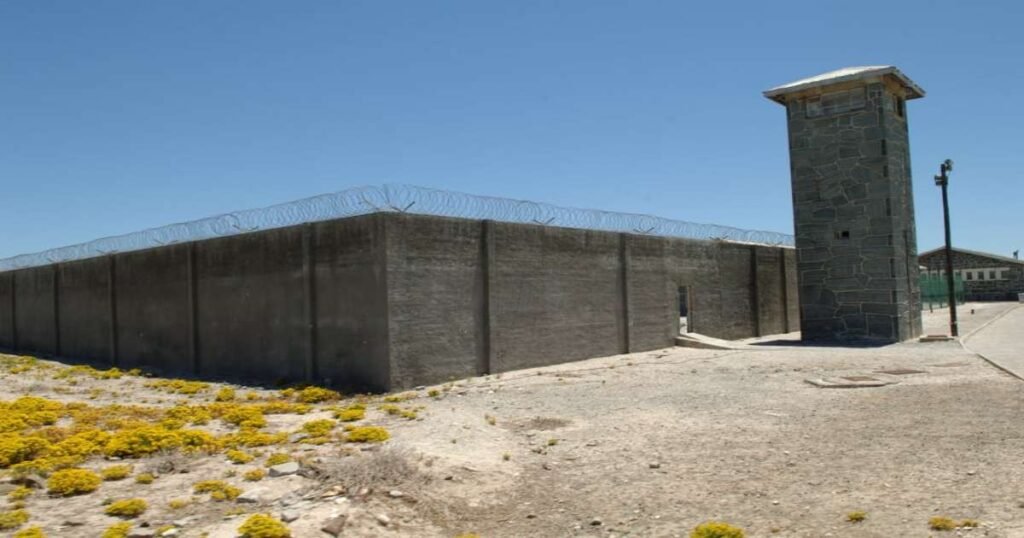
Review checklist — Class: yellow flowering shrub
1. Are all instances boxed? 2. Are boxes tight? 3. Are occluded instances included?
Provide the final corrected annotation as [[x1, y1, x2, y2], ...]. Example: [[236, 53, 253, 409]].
[[227, 449, 255, 464], [264, 453, 292, 466], [215, 387, 236, 402], [220, 405, 267, 429], [345, 426, 390, 443], [300, 419, 334, 437], [104, 498, 148, 518], [295, 387, 340, 404], [101, 464, 133, 481], [193, 480, 241, 501], [243, 468, 266, 481], [135, 473, 155, 484], [0, 436, 51, 468], [333, 406, 365, 422], [7, 486, 32, 501], [46, 468, 102, 496], [168, 499, 190, 510], [219, 429, 288, 448], [238, 514, 291, 538], [101, 522, 133, 538], [256, 401, 311, 415], [145, 379, 209, 395], [163, 405, 212, 425], [0, 509, 29, 530], [13, 526, 46, 538], [690, 522, 745, 538]]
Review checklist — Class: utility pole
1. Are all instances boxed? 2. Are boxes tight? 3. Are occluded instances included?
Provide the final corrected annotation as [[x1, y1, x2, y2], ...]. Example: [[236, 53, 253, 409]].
[[934, 159, 958, 337]]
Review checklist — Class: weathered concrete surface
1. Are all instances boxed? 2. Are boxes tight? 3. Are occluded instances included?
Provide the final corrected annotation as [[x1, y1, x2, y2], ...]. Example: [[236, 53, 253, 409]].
[[489, 222, 623, 373], [0, 212, 799, 391], [385, 215, 485, 389], [626, 234, 673, 351], [115, 244, 192, 376], [195, 226, 307, 384], [962, 304, 1024, 380], [313, 215, 390, 392], [14, 266, 56, 355], [57, 257, 112, 364], [0, 273, 13, 348]]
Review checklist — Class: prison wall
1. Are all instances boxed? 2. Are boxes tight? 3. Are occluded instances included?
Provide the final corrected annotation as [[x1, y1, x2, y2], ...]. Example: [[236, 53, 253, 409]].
[[0, 212, 798, 391]]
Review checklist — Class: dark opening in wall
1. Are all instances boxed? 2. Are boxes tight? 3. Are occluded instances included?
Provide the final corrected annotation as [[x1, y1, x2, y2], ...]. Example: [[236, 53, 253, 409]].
[[678, 286, 690, 334], [835, 230, 851, 240]]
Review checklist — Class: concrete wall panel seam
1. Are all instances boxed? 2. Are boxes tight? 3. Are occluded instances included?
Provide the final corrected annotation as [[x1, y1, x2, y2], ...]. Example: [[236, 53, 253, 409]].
[[188, 243, 200, 375]]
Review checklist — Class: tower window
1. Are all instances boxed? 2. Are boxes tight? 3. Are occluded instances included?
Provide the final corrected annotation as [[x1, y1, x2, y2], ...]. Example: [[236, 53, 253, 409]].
[[805, 88, 866, 118], [895, 97, 905, 118]]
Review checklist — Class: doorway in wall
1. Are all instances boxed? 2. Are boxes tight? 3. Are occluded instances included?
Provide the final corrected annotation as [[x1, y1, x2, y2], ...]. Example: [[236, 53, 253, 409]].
[[678, 286, 691, 334]]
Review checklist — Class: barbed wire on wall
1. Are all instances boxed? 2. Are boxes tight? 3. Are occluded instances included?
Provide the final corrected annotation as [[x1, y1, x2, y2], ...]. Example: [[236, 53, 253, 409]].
[[0, 184, 794, 271]]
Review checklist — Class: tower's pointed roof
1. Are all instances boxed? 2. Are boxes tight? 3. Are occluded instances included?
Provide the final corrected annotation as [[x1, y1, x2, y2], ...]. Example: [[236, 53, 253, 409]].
[[764, 66, 925, 104]]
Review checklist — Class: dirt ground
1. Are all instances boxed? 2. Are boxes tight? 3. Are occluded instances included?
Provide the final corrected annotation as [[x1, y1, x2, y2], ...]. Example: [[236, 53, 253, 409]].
[[2, 302, 1022, 537]]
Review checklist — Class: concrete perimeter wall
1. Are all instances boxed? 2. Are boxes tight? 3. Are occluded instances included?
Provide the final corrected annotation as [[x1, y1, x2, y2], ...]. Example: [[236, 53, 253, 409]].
[[0, 213, 798, 391]]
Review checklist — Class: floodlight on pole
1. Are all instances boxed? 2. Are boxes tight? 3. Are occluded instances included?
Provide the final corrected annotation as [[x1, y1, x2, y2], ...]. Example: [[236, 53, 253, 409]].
[[933, 159, 958, 337]]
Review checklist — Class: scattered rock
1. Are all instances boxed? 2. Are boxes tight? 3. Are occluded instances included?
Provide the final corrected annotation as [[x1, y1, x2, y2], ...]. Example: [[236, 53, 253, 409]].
[[288, 433, 308, 443], [591, 518, 603, 526], [321, 515, 348, 536], [127, 530, 157, 538], [388, 490, 404, 498], [649, 462, 661, 469], [280, 510, 300, 523], [269, 461, 300, 477], [238, 487, 269, 504], [61, 520, 86, 527], [376, 513, 391, 526], [526, 514, 537, 519], [161, 529, 180, 537]]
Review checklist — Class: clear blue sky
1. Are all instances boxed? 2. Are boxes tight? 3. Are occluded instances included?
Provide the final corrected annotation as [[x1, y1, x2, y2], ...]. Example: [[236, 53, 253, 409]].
[[2, 1, 1021, 260]]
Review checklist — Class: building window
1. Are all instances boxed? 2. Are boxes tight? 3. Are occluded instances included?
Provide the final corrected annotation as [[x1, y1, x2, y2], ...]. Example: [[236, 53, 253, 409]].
[[806, 88, 866, 118], [965, 271, 973, 281], [978, 271, 985, 281], [895, 97, 905, 118], [990, 270, 997, 280]]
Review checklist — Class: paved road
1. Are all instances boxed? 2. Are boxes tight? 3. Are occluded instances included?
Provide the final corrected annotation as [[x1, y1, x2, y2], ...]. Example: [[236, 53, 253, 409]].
[[963, 303, 1024, 380]]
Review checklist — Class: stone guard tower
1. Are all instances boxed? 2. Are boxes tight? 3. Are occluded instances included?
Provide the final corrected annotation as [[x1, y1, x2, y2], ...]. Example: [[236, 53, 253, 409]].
[[765, 66, 924, 342]]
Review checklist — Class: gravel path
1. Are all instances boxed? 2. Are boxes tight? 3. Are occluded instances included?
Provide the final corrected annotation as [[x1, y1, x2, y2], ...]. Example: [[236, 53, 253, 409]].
[[395, 303, 1024, 537]]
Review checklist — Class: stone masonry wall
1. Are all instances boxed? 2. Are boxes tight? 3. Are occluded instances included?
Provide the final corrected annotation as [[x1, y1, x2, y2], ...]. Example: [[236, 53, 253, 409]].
[[786, 81, 922, 341]]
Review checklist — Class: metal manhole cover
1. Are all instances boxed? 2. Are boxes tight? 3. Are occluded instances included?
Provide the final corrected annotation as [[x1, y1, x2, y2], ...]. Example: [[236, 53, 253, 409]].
[[876, 369, 926, 375]]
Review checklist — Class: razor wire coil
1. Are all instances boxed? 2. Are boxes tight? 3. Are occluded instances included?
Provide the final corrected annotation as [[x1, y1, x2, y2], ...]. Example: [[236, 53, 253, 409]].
[[0, 184, 794, 271]]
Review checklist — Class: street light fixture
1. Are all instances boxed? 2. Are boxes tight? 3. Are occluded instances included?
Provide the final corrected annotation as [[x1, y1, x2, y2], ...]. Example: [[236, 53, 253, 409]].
[[933, 159, 958, 337]]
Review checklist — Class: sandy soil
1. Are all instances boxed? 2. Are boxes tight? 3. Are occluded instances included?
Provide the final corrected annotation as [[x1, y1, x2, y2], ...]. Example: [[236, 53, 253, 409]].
[[2, 302, 1022, 538]]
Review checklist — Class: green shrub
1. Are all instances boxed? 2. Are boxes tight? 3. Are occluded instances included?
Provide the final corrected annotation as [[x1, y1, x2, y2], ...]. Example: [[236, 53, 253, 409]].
[[846, 511, 867, 522]]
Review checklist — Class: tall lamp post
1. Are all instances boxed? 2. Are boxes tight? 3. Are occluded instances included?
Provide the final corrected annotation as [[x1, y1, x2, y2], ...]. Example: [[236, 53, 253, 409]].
[[934, 159, 958, 337]]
